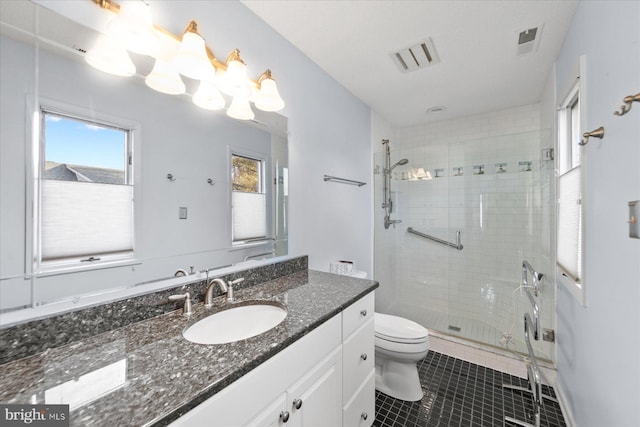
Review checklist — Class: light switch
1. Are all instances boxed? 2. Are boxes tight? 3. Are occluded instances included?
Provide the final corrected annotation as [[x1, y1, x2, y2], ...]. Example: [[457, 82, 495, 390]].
[[630, 201, 639, 239], [179, 207, 188, 220]]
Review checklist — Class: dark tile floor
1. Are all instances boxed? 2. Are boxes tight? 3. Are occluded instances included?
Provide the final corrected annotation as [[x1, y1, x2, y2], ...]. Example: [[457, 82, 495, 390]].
[[373, 351, 566, 427]]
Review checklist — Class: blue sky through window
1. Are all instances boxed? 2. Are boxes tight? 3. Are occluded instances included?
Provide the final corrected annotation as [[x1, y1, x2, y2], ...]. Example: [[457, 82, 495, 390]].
[[45, 114, 126, 170]]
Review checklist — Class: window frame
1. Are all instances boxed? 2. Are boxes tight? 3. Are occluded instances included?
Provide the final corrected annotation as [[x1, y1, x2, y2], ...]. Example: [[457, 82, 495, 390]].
[[230, 149, 271, 246], [31, 100, 141, 276], [556, 56, 587, 305]]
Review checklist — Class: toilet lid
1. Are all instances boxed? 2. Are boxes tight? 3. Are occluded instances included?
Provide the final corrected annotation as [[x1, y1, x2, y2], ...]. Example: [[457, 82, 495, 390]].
[[375, 313, 429, 343]]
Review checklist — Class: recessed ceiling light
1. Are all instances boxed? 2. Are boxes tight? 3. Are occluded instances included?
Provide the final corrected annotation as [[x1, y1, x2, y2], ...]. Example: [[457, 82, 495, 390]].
[[426, 106, 447, 114]]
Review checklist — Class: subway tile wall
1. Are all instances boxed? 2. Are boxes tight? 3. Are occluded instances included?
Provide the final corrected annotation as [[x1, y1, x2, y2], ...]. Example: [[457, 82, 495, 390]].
[[374, 104, 555, 361]]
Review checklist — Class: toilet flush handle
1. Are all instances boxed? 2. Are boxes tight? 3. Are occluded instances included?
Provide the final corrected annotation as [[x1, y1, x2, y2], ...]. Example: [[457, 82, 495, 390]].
[[360, 309, 367, 317]]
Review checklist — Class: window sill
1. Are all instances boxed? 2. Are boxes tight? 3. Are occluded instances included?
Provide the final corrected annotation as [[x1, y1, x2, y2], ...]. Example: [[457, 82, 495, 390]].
[[557, 268, 586, 306], [229, 240, 273, 251], [33, 258, 141, 279]]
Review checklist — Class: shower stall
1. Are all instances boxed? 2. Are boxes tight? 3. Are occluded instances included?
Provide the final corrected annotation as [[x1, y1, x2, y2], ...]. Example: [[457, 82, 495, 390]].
[[374, 131, 555, 362]]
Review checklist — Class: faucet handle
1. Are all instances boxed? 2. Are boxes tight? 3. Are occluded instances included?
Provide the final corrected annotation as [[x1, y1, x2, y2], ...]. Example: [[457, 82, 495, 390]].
[[169, 292, 192, 316], [225, 278, 244, 303]]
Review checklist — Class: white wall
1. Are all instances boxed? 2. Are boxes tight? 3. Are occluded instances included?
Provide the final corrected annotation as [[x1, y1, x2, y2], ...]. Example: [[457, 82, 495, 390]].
[[149, 1, 373, 277], [554, 2, 640, 425], [0, 1, 372, 311]]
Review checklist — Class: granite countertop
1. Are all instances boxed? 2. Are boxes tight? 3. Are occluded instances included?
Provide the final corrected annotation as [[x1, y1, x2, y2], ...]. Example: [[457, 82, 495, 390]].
[[0, 270, 377, 426]]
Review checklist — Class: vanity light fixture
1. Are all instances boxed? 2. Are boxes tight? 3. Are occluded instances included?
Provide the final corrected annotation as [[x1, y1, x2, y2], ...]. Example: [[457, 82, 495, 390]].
[[106, 0, 158, 56], [84, 33, 136, 77], [227, 94, 255, 121], [219, 49, 249, 97], [145, 58, 186, 95], [89, 0, 285, 120], [255, 70, 285, 112], [173, 21, 216, 81], [193, 79, 226, 110]]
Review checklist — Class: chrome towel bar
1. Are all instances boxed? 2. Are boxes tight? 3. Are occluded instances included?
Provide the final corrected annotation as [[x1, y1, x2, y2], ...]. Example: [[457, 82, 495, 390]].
[[407, 227, 463, 250], [323, 175, 366, 187]]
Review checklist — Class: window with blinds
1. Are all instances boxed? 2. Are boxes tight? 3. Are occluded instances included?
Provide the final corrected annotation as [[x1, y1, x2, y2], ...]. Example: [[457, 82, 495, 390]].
[[38, 110, 134, 268], [557, 81, 583, 287], [231, 154, 266, 242]]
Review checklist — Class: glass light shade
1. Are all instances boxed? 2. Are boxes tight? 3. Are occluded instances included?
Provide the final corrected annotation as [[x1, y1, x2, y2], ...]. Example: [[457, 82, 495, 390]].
[[254, 78, 285, 112], [145, 59, 185, 95], [173, 31, 214, 80], [106, 0, 158, 55], [193, 80, 225, 110], [415, 168, 433, 180], [85, 34, 136, 77], [226, 95, 255, 120], [219, 59, 248, 96]]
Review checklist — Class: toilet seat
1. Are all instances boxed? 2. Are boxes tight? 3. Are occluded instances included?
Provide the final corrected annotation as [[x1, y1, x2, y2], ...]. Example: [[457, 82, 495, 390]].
[[375, 313, 429, 344]]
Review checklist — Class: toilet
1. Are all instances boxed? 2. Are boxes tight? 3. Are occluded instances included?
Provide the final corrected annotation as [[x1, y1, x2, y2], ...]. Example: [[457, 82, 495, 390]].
[[374, 312, 430, 401]]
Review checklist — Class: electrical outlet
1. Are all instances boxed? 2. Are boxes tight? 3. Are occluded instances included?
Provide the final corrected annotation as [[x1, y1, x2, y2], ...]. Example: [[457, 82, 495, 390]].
[[179, 207, 188, 219], [543, 328, 555, 342]]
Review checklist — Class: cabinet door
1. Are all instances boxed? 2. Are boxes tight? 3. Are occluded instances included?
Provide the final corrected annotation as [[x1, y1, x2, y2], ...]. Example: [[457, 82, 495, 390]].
[[287, 347, 342, 427], [246, 394, 287, 427]]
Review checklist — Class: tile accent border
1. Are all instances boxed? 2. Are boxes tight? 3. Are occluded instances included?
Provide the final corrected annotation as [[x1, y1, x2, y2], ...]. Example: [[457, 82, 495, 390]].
[[0, 256, 308, 365]]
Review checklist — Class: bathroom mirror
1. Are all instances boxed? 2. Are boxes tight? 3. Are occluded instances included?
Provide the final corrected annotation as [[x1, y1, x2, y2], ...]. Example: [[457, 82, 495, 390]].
[[0, 1, 288, 313]]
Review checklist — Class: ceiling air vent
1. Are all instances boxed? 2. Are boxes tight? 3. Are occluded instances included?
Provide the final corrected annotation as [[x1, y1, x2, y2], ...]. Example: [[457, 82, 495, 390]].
[[391, 38, 440, 73], [516, 25, 543, 56]]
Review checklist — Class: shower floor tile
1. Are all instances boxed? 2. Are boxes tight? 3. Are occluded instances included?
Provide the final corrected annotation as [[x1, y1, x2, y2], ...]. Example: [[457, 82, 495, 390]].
[[373, 351, 566, 427]]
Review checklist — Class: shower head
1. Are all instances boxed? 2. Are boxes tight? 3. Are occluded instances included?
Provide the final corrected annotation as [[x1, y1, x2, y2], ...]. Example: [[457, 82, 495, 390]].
[[389, 158, 409, 171]]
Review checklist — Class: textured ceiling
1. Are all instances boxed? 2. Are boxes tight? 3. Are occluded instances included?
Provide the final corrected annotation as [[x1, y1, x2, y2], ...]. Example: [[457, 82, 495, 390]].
[[241, 0, 577, 127]]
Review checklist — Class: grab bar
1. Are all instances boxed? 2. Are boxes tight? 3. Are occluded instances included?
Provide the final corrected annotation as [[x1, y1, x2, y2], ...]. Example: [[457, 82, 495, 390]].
[[407, 227, 463, 250]]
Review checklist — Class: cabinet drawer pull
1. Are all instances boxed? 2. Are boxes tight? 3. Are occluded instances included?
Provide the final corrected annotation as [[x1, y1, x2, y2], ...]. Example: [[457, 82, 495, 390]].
[[280, 411, 290, 422], [293, 398, 303, 410], [360, 353, 368, 361], [361, 412, 368, 420], [360, 309, 367, 317]]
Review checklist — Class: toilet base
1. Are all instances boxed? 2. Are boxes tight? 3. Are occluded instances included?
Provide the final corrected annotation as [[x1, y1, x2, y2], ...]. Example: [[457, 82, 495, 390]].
[[375, 358, 424, 401]]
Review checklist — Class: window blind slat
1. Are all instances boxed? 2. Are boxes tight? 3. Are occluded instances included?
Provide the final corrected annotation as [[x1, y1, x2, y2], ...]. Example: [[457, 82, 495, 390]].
[[41, 180, 133, 260], [557, 165, 582, 282], [232, 192, 266, 241]]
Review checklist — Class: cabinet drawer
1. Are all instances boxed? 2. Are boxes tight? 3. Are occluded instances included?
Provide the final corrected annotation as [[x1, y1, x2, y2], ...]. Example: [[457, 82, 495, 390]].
[[342, 292, 374, 339], [343, 318, 374, 399], [343, 370, 375, 427]]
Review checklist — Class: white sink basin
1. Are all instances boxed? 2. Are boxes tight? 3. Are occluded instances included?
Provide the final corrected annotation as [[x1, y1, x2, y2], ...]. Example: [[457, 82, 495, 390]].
[[183, 301, 287, 345]]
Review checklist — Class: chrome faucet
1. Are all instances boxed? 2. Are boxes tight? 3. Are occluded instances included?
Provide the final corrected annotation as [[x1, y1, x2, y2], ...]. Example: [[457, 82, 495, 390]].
[[169, 292, 192, 316], [204, 277, 245, 306], [205, 278, 228, 307], [174, 266, 195, 277]]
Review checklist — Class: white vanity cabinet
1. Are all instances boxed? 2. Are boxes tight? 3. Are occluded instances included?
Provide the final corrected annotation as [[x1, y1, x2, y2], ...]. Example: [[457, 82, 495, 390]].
[[248, 346, 342, 427], [169, 292, 375, 427], [341, 292, 375, 427]]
